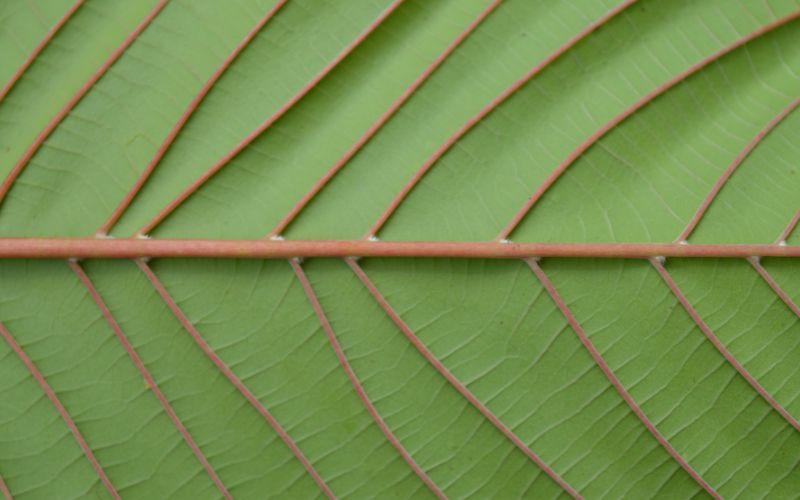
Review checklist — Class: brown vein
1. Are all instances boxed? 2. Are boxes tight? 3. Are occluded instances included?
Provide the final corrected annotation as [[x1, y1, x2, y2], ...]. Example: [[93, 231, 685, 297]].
[[68, 260, 231, 499], [97, 0, 288, 236], [345, 257, 581, 499], [777, 209, 800, 244], [0, 238, 795, 259], [676, 95, 800, 334], [364, 0, 639, 240], [290, 258, 445, 499], [649, 257, 800, 432], [497, 11, 800, 242], [678, 97, 800, 242], [0, 0, 85, 104], [0, 472, 11, 500], [0, 322, 119, 499], [136, 0, 407, 237], [0, 0, 170, 206], [267, 0, 503, 238], [747, 212, 800, 321], [747, 257, 800, 320], [135, 258, 335, 499], [525, 258, 721, 499]]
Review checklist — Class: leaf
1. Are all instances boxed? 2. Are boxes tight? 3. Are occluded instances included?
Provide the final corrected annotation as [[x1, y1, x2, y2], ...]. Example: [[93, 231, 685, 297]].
[[0, 0, 798, 499]]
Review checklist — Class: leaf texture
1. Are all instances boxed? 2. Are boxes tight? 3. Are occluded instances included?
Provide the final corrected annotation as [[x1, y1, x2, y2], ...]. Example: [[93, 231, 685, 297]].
[[0, 0, 798, 498]]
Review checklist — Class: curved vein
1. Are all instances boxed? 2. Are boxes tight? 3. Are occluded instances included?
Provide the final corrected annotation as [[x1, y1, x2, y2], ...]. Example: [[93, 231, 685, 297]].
[[68, 260, 232, 499], [649, 257, 800, 432], [364, 0, 639, 240], [0, 0, 170, 207], [136, 0, 408, 237], [678, 97, 800, 242], [290, 259, 446, 499], [0, 322, 119, 499], [135, 258, 335, 499], [497, 11, 800, 241], [0, 0, 85, 104], [97, 0, 288, 236], [345, 257, 581, 499], [526, 258, 721, 499], [777, 209, 800, 244], [267, 0, 504, 239]]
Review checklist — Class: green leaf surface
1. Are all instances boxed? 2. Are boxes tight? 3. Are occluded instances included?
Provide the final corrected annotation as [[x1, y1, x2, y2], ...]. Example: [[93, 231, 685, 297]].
[[0, 0, 798, 498]]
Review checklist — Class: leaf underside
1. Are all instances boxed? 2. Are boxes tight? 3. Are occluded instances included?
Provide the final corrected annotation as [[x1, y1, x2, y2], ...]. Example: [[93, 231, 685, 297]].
[[0, 0, 798, 499]]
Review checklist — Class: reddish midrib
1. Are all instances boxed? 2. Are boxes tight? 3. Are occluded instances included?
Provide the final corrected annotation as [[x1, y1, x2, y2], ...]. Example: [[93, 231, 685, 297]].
[[290, 259, 447, 499], [526, 259, 721, 499], [68, 260, 232, 499], [0, 238, 796, 259], [681, 75, 800, 424], [746, 211, 800, 320], [676, 98, 800, 319], [0, 0, 86, 104], [0, 0, 170, 206], [97, 0, 288, 236], [346, 258, 582, 499], [0, 1, 793, 498], [0, 323, 120, 499], [672, 92, 800, 320]]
